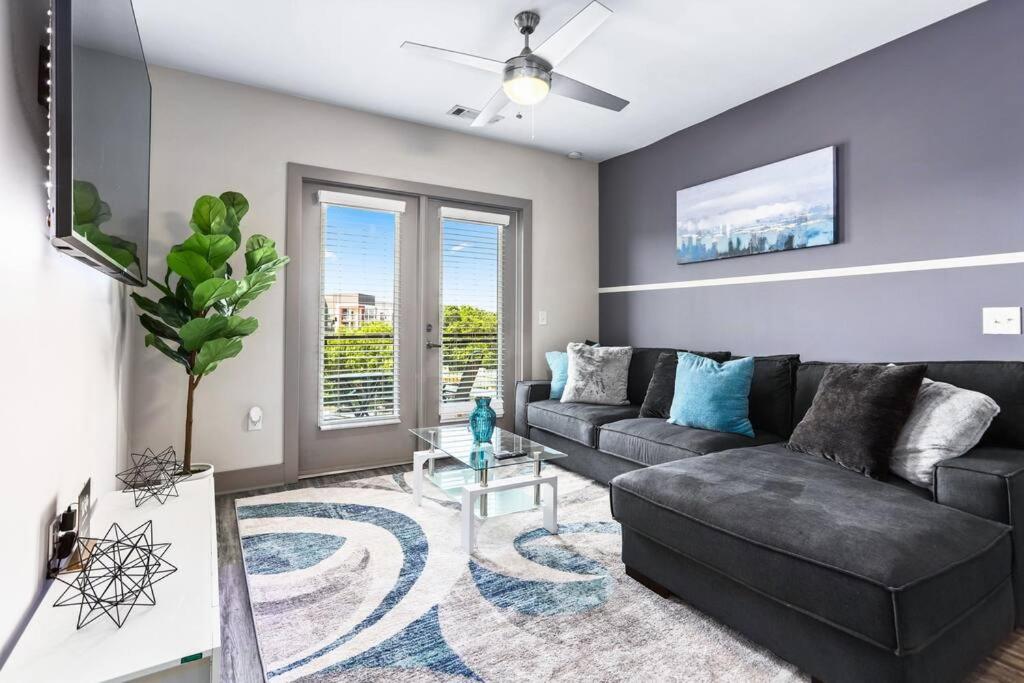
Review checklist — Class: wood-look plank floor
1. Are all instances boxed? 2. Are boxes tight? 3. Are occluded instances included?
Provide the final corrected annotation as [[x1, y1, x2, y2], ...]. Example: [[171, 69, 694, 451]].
[[215, 465, 1024, 683]]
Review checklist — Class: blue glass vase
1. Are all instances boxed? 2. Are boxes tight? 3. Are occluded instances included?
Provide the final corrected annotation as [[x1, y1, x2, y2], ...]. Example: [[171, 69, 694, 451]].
[[469, 397, 496, 443]]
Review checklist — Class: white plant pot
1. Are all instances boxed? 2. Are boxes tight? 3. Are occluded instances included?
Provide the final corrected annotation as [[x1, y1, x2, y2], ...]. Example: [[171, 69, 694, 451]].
[[186, 463, 215, 481]]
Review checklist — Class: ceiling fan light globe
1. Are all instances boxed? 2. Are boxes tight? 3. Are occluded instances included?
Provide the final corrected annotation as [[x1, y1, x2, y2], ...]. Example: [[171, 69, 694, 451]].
[[503, 75, 550, 106], [502, 56, 552, 106]]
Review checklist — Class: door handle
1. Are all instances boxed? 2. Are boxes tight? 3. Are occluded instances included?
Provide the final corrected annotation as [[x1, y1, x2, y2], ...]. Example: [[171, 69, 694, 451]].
[[425, 341, 443, 349]]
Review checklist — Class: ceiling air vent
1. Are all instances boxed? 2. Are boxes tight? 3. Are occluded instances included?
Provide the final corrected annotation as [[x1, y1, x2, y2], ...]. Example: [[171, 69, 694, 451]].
[[446, 105, 503, 124]]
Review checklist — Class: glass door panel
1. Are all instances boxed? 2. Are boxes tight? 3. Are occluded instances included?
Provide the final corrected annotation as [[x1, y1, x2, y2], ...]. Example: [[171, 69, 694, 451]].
[[422, 201, 517, 428], [320, 204, 400, 427], [440, 217, 503, 419]]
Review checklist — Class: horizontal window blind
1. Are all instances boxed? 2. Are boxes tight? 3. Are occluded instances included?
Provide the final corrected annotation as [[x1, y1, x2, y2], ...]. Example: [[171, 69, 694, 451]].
[[317, 190, 406, 213], [319, 198, 401, 428], [439, 217, 505, 420], [439, 206, 511, 226]]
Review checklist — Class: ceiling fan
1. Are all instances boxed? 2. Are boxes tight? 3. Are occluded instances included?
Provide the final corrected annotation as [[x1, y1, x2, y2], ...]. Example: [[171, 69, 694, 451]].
[[401, 1, 629, 127]]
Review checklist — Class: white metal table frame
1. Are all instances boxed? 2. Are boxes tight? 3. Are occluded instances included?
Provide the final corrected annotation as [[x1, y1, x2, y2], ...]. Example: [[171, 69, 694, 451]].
[[412, 444, 558, 553]]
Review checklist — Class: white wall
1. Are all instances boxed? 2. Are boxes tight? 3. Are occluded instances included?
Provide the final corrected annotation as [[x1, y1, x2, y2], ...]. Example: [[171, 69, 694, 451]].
[[131, 66, 599, 474], [0, 0, 131, 663]]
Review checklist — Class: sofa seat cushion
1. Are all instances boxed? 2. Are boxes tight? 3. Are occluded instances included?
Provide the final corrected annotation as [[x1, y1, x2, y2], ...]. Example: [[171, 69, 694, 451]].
[[526, 400, 639, 447], [610, 444, 1011, 653], [599, 419, 781, 467]]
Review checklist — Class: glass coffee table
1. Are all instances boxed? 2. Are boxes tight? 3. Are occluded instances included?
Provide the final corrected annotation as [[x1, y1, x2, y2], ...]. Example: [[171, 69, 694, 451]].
[[410, 425, 566, 553]]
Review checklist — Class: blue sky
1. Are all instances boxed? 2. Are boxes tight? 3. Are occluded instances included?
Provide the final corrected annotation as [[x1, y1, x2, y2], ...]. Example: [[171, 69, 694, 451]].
[[323, 206, 499, 312], [323, 206, 396, 304], [441, 218, 499, 312]]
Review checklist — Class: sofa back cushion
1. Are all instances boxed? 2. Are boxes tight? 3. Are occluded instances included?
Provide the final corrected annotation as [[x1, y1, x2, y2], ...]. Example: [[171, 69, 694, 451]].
[[746, 355, 801, 438], [626, 347, 731, 406], [794, 361, 1024, 448]]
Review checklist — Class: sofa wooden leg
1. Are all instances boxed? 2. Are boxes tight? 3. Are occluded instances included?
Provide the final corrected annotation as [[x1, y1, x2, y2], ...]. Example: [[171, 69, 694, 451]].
[[625, 566, 673, 598]]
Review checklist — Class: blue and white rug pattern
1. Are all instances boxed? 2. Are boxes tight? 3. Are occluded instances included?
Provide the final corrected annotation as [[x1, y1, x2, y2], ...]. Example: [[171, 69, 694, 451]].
[[236, 468, 805, 682]]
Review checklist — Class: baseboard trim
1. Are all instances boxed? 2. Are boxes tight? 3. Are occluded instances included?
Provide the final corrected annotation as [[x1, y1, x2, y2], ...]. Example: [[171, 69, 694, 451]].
[[214, 463, 285, 494], [215, 457, 428, 493], [598, 250, 1024, 294], [298, 459, 414, 480]]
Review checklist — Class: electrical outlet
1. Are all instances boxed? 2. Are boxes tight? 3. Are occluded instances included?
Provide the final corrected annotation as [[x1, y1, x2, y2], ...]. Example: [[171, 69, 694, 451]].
[[77, 478, 92, 537], [538, 310, 548, 326], [248, 406, 264, 431], [983, 307, 1022, 335]]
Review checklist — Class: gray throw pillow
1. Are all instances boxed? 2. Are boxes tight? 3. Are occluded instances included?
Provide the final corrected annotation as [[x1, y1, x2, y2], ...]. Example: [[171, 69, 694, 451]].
[[891, 378, 1000, 487], [788, 364, 926, 479], [561, 343, 633, 405]]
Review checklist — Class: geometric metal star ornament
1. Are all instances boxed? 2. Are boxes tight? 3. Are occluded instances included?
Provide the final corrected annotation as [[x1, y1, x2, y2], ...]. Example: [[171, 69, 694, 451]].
[[116, 446, 190, 507], [53, 520, 177, 629]]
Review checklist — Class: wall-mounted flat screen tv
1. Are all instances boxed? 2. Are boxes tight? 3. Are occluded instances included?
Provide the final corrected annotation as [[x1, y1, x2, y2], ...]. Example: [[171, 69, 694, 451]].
[[48, 0, 150, 285]]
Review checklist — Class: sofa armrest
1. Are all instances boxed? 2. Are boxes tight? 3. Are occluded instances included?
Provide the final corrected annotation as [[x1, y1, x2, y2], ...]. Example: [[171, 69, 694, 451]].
[[515, 380, 551, 436], [935, 448, 1024, 522], [935, 447, 1024, 625]]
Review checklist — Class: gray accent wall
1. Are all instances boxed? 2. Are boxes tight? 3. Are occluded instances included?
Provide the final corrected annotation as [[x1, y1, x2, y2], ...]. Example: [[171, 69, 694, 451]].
[[598, 0, 1024, 361]]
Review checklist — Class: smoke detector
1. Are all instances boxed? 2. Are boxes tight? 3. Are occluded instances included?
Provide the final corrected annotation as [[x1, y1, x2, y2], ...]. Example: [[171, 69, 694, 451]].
[[567, 151, 584, 160]]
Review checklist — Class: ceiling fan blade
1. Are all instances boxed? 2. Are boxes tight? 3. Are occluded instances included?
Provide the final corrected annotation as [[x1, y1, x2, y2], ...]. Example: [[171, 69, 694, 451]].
[[400, 41, 505, 74], [471, 89, 510, 127], [550, 73, 629, 111], [533, 1, 612, 67]]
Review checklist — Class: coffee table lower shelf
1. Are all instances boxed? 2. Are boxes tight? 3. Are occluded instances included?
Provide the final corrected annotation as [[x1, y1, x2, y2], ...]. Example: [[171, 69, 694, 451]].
[[412, 449, 558, 554]]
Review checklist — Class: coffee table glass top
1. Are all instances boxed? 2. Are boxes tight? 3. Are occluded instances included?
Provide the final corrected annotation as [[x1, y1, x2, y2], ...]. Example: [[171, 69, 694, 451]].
[[410, 425, 566, 471]]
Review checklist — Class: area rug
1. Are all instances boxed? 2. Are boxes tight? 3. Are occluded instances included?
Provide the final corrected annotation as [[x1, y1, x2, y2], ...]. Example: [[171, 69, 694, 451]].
[[235, 466, 806, 682]]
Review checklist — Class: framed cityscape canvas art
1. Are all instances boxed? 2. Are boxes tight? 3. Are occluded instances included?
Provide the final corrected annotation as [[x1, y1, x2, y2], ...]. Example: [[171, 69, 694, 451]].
[[676, 146, 837, 264]]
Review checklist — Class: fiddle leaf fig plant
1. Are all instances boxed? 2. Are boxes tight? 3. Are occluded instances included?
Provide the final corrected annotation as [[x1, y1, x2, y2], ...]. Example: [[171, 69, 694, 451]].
[[131, 191, 289, 474]]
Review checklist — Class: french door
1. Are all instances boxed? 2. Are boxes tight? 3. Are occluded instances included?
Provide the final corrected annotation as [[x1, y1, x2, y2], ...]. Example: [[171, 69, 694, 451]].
[[297, 185, 518, 476], [421, 200, 517, 430], [298, 185, 419, 475]]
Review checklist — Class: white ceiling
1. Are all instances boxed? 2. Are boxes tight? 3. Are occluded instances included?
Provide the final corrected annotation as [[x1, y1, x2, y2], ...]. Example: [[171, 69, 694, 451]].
[[132, 0, 985, 162]]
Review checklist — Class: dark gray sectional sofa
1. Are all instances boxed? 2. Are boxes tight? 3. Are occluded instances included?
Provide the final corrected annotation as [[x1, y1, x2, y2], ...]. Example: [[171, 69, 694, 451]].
[[515, 348, 1024, 683]]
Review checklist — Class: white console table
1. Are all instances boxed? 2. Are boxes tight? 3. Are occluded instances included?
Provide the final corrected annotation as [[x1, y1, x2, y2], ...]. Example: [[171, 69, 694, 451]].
[[1, 476, 220, 682]]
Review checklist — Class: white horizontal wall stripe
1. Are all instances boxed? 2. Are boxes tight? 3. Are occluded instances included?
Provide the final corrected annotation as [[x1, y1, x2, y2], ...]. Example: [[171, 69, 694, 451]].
[[598, 251, 1024, 294]]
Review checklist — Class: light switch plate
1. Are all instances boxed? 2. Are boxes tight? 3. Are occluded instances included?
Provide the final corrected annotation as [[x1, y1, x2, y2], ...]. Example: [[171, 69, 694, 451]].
[[538, 310, 548, 326], [983, 307, 1022, 335]]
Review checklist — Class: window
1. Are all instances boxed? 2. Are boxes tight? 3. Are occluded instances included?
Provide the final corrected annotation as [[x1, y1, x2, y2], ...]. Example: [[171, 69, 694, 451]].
[[439, 212, 506, 420], [318, 191, 404, 428]]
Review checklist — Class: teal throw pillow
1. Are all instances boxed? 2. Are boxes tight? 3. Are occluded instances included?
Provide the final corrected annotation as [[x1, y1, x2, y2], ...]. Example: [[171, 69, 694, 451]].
[[668, 353, 755, 437], [546, 351, 569, 400]]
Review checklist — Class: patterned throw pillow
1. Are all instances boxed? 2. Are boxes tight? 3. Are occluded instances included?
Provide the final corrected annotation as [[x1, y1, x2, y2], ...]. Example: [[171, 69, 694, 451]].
[[891, 377, 1000, 487], [546, 341, 598, 400], [561, 343, 633, 405]]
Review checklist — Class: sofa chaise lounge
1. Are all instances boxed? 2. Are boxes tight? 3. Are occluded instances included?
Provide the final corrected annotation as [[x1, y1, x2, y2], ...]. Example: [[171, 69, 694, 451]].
[[515, 349, 1024, 682]]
